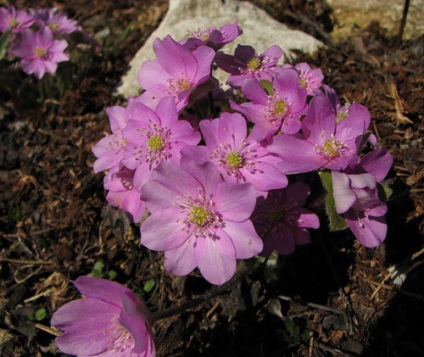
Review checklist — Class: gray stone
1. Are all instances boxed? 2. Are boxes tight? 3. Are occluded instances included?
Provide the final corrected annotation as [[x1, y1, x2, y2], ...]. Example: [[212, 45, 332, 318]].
[[116, 0, 323, 98]]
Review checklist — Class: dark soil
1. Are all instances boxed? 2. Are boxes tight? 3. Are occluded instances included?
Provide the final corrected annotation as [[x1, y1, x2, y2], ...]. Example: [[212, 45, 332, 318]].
[[1, 1, 423, 356]]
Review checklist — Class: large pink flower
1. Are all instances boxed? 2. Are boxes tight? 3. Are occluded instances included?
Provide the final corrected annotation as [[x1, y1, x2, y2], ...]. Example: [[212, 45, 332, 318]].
[[269, 93, 371, 173], [182, 112, 287, 196], [140, 160, 263, 285], [121, 96, 201, 191], [137, 35, 215, 111], [51, 276, 155, 357]]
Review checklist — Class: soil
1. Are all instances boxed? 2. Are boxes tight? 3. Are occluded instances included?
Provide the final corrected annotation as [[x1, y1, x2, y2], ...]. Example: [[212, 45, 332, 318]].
[[0, 1, 423, 356]]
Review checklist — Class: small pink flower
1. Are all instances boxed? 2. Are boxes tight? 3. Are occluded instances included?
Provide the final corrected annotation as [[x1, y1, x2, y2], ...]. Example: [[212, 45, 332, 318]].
[[51, 276, 155, 357], [0, 6, 34, 33], [11, 27, 69, 79], [30, 7, 81, 35], [215, 44, 283, 87]]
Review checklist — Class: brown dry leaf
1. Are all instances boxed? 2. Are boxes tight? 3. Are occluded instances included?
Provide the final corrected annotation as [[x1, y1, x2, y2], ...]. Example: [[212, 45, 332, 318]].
[[386, 80, 413, 125]]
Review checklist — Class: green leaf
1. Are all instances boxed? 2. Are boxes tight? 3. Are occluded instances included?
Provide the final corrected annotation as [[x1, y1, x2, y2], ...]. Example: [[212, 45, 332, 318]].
[[143, 279, 155, 293], [93, 260, 104, 273], [35, 308, 47, 321], [301, 329, 314, 341], [284, 316, 296, 336], [107, 270, 117, 280], [259, 80, 273, 95], [319, 170, 348, 231], [377, 182, 392, 202], [0, 28, 11, 60]]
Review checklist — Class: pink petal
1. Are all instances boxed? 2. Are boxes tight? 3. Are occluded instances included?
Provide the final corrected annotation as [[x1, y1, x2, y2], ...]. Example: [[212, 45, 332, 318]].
[[164, 237, 197, 276], [73, 276, 131, 306], [195, 233, 236, 285], [223, 221, 263, 259], [214, 182, 257, 222], [332, 171, 357, 214]]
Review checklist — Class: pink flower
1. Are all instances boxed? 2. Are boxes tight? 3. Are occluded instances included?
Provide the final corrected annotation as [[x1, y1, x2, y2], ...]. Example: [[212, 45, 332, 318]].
[[294, 62, 324, 95], [269, 93, 371, 173], [51, 276, 155, 357], [139, 160, 263, 285], [0, 7, 34, 33], [231, 68, 308, 139], [11, 27, 69, 79], [30, 7, 81, 35], [215, 44, 283, 87], [181, 112, 288, 196], [332, 148, 393, 247], [182, 22, 242, 50], [121, 96, 201, 190], [252, 182, 320, 256], [137, 35, 215, 111]]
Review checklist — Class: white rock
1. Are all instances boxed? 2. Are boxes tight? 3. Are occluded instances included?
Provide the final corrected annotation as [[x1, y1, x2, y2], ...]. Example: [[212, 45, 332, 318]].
[[116, 0, 323, 98]]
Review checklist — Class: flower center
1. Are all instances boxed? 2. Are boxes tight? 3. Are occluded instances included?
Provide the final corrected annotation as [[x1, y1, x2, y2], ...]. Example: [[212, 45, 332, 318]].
[[168, 78, 192, 95], [247, 57, 261, 71], [189, 206, 210, 226], [49, 22, 59, 31], [9, 19, 18, 28], [147, 135, 164, 150], [268, 207, 285, 224], [176, 188, 223, 238], [34, 48, 47, 58], [264, 93, 288, 126], [226, 150, 243, 168], [315, 135, 348, 159], [272, 99, 287, 116]]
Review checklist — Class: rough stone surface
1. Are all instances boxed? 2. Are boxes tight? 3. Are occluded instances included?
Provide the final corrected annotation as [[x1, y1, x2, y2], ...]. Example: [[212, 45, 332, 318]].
[[327, 0, 424, 41], [116, 0, 323, 98]]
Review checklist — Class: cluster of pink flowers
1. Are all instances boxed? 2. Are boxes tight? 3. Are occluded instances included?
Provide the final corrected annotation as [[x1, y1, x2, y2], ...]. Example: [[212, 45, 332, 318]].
[[92, 22, 392, 287], [0, 6, 82, 78], [50, 22, 394, 357]]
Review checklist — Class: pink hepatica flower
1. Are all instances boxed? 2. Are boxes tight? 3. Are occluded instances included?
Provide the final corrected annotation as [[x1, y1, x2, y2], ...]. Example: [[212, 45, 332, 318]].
[[231, 68, 307, 139], [295, 62, 324, 95], [268, 93, 370, 174], [0, 7, 34, 33], [30, 7, 81, 35], [104, 166, 146, 223], [252, 182, 320, 256], [215, 44, 283, 87], [332, 148, 393, 247], [137, 35, 215, 111], [182, 22, 242, 50], [11, 27, 69, 79], [182, 112, 288, 196], [140, 160, 263, 285], [121, 96, 201, 191], [51, 276, 155, 357]]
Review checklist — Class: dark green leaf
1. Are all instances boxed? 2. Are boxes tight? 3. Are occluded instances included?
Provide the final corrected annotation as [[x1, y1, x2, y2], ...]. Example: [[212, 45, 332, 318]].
[[377, 182, 392, 202], [0, 28, 12, 60]]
